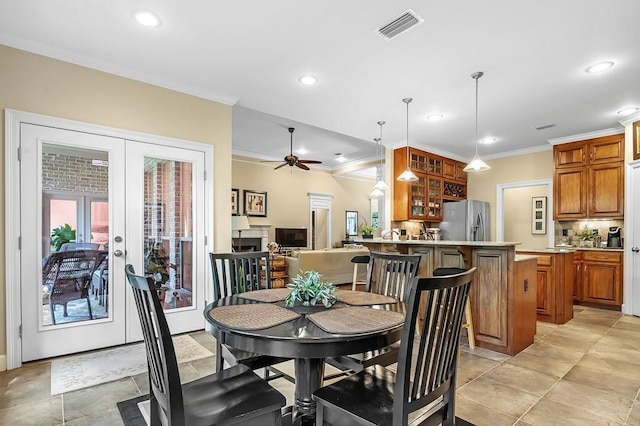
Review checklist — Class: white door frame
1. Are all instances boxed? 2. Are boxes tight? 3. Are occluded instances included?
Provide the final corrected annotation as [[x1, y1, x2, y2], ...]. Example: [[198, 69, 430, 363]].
[[624, 160, 640, 316], [308, 193, 333, 249], [4, 109, 214, 370], [495, 179, 554, 248]]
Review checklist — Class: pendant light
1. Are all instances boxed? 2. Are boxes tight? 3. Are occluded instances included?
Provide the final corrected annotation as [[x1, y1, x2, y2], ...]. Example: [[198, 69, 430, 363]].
[[396, 98, 419, 182], [370, 121, 389, 197], [463, 71, 491, 172]]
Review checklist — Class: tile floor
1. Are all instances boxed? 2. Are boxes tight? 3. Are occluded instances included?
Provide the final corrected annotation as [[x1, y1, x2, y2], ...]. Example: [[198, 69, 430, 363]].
[[1, 305, 639, 425]]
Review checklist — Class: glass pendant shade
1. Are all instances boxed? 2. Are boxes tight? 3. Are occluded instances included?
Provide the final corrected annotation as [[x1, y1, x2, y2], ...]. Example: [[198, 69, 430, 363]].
[[397, 167, 419, 182], [463, 154, 490, 172], [373, 179, 389, 190], [369, 187, 384, 198], [464, 71, 491, 173]]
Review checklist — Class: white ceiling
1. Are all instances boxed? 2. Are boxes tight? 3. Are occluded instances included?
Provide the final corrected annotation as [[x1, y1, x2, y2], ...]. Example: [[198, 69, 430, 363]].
[[1, 1, 639, 173]]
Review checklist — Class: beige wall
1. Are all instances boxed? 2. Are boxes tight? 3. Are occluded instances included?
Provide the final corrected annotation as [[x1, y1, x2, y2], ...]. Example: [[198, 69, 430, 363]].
[[503, 185, 549, 249], [467, 149, 554, 241], [0, 45, 232, 362], [232, 159, 375, 246]]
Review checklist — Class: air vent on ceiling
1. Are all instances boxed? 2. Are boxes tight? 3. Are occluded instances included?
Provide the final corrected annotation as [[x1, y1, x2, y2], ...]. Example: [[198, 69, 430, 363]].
[[376, 9, 424, 40], [532, 122, 556, 130]]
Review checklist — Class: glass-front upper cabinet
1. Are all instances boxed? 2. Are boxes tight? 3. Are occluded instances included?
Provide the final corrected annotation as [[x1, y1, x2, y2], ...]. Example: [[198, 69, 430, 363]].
[[409, 148, 428, 173], [426, 177, 442, 221], [409, 174, 427, 219]]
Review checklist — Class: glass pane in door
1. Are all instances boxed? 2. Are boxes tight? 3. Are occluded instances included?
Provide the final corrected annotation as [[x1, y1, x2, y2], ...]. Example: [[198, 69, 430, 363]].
[[41, 145, 110, 326], [143, 158, 194, 310]]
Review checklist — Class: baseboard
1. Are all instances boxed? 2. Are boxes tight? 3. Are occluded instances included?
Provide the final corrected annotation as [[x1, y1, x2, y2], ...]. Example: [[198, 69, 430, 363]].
[[0, 355, 7, 372]]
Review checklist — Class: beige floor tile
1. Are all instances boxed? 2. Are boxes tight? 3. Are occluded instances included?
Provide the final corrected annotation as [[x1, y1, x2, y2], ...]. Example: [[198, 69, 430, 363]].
[[506, 351, 575, 379], [64, 408, 124, 426], [456, 367, 483, 389], [627, 401, 640, 426], [482, 363, 558, 396], [461, 345, 511, 362], [606, 327, 640, 342], [457, 376, 539, 419], [523, 341, 584, 363], [545, 379, 633, 424], [0, 397, 63, 426], [612, 320, 640, 332], [618, 315, 640, 325], [522, 398, 622, 426], [62, 377, 140, 423], [0, 374, 52, 410], [589, 337, 640, 366], [563, 318, 614, 335], [188, 356, 217, 377], [0, 362, 50, 387], [534, 321, 559, 335], [454, 395, 517, 426], [563, 364, 640, 400], [539, 327, 601, 352], [457, 352, 501, 376], [188, 330, 218, 354], [576, 354, 640, 382]]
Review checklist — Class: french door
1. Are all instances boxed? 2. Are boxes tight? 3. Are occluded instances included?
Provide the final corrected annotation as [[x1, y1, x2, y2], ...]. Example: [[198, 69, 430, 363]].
[[20, 124, 206, 361]]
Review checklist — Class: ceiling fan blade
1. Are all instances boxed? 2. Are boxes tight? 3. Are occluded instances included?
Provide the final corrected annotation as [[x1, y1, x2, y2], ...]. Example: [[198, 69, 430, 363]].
[[295, 162, 310, 170], [274, 162, 289, 170], [261, 160, 286, 163], [298, 160, 322, 164]]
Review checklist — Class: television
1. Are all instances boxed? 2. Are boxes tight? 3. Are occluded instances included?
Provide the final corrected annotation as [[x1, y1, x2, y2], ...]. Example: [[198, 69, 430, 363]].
[[275, 227, 308, 248]]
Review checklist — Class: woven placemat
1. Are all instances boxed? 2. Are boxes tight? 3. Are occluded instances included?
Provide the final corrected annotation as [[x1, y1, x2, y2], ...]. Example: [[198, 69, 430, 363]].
[[308, 306, 405, 334], [208, 303, 300, 330], [335, 290, 398, 306], [237, 288, 291, 303]]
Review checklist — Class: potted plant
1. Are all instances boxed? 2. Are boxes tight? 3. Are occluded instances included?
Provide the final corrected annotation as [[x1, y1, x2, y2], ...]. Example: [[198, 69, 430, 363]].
[[144, 239, 177, 289], [50, 223, 76, 251], [285, 270, 339, 308], [361, 223, 376, 239], [574, 226, 594, 248]]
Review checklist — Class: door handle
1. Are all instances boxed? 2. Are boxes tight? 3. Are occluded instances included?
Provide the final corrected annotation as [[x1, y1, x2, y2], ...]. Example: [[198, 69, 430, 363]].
[[632, 247, 640, 253], [113, 249, 124, 257]]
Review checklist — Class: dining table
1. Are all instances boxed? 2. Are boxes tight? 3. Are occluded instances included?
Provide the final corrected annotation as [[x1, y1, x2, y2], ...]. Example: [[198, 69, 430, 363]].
[[204, 288, 406, 426]]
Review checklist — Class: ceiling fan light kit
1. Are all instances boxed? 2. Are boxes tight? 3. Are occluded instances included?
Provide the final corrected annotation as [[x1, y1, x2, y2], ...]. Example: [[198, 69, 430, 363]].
[[266, 127, 322, 171], [397, 97, 419, 182], [463, 71, 491, 173]]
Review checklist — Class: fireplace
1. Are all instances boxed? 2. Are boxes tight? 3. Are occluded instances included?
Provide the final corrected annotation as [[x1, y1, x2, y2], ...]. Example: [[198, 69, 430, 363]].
[[231, 225, 270, 251]]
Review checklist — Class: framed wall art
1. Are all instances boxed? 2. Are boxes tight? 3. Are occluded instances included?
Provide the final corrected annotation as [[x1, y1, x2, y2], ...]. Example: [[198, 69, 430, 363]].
[[231, 188, 240, 216], [531, 196, 547, 235], [244, 189, 267, 217]]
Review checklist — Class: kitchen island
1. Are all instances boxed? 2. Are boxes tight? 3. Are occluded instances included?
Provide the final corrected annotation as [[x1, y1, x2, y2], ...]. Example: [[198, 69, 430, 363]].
[[354, 239, 537, 355]]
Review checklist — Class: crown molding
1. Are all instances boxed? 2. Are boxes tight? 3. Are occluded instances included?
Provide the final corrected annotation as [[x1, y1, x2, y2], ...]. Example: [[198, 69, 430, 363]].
[[547, 127, 625, 145], [619, 111, 640, 127]]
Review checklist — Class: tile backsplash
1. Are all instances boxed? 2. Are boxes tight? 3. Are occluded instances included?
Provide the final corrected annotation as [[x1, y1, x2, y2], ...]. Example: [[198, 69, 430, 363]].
[[554, 219, 624, 247]]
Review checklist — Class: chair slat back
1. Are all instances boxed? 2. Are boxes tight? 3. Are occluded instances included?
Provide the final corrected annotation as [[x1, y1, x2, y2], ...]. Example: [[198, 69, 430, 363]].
[[365, 252, 421, 302], [209, 252, 271, 300], [125, 264, 185, 426], [393, 268, 476, 424]]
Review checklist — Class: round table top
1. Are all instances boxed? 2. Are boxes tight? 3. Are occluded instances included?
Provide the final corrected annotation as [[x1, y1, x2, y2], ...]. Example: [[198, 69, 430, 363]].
[[204, 293, 405, 359]]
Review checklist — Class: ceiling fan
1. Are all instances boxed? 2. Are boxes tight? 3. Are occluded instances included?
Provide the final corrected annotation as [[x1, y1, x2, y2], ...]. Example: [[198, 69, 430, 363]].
[[263, 127, 322, 170]]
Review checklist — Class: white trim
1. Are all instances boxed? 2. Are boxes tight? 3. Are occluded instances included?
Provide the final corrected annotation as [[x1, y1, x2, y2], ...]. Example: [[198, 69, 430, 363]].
[[308, 193, 333, 249], [548, 127, 625, 146], [623, 160, 640, 316], [496, 179, 554, 248], [619, 111, 640, 127], [4, 109, 214, 369]]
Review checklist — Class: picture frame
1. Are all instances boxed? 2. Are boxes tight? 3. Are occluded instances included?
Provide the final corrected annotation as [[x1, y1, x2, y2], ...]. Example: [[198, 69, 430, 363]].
[[531, 196, 547, 235], [345, 211, 358, 236], [633, 120, 640, 161], [231, 188, 240, 216], [244, 189, 267, 217]]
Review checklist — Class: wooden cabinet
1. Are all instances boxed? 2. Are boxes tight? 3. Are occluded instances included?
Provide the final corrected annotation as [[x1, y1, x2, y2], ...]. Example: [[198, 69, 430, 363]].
[[572, 251, 583, 301], [407, 246, 434, 277], [518, 251, 574, 324], [553, 134, 624, 220], [581, 251, 623, 307], [394, 147, 464, 220]]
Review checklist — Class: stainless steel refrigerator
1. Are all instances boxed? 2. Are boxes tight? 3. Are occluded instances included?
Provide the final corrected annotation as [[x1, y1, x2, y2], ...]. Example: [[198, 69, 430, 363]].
[[439, 200, 490, 241]]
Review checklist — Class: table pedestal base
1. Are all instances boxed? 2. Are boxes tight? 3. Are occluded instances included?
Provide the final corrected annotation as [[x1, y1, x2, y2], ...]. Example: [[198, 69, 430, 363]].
[[293, 358, 325, 426]]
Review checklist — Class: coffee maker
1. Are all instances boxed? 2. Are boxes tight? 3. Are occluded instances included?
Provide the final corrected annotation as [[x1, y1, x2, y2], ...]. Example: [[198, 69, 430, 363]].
[[607, 227, 622, 248]]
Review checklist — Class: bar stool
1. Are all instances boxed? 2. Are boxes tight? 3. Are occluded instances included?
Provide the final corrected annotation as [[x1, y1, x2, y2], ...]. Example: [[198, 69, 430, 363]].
[[432, 267, 475, 349], [350, 255, 370, 291]]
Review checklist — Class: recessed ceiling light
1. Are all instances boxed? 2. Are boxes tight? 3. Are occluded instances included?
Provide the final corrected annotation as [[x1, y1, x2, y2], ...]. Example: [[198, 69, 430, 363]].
[[480, 137, 497, 144], [298, 75, 317, 85], [426, 113, 444, 121], [585, 61, 614, 73], [133, 10, 162, 27], [296, 148, 308, 155], [617, 107, 639, 115]]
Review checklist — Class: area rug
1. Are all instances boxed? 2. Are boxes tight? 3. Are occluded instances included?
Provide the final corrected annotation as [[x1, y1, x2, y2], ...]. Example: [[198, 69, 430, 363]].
[[51, 334, 213, 395]]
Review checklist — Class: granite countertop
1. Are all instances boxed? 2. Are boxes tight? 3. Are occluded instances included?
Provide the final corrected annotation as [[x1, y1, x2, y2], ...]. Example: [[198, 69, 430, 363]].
[[517, 247, 624, 253], [353, 238, 520, 247], [515, 254, 539, 262]]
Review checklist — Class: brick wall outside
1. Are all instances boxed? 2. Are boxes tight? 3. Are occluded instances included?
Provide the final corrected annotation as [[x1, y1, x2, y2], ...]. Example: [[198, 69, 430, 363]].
[[42, 153, 108, 193]]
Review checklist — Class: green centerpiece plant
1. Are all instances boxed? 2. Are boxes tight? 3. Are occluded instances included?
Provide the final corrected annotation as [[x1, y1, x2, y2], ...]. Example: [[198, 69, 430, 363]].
[[361, 223, 376, 239], [285, 270, 339, 308]]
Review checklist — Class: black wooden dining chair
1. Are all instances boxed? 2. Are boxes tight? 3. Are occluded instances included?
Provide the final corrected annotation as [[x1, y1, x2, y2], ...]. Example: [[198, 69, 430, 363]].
[[125, 264, 286, 426], [327, 251, 421, 374], [209, 252, 293, 382], [313, 268, 476, 426]]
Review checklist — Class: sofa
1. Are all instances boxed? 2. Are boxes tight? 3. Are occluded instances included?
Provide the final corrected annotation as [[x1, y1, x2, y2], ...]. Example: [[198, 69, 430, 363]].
[[285, 246, 370, 285]]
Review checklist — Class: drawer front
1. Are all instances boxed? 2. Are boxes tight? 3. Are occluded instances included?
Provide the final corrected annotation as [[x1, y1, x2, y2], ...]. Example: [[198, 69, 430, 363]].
[[582, 251, 622, 263], [535, 255, 552, 266]]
